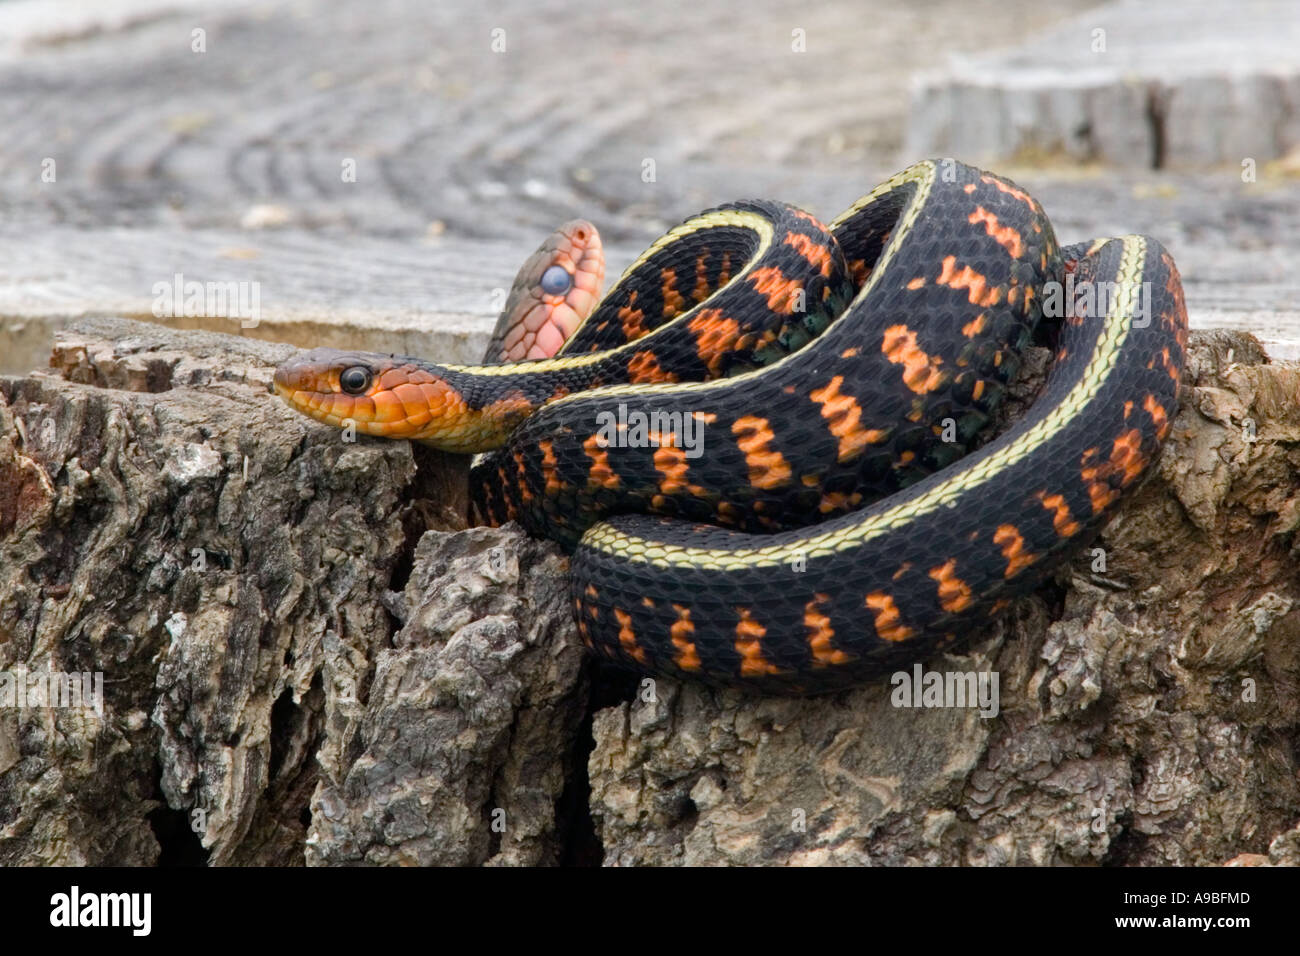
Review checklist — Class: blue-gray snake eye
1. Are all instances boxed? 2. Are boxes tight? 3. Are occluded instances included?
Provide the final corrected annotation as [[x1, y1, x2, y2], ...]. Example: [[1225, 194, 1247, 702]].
[[540, 264, 572, 296], [339, 366, 371, 394]]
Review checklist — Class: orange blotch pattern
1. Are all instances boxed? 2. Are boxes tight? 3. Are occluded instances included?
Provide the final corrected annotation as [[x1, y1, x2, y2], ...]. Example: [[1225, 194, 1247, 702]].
[[967, 206, 1024, 258], [627, 350, 679, 384], [783, 231, 835, 277], [865, 592, 914, 642], [747, 266, 806, 314], [847, 258, 872, 285], [731, 416, 793, 489], [693, 250, 712, 303], [805, 594, 850, 666], [1144, 394, 1170, 439], [1079, 428, 1147, 513], [539, 439, 562, 496], [583, 433, 620, 489], [717, 250, 733, 286], [980, 173, 1035, 206], [1161, 251, 1190, 350], [653, 443, 692, 494], [512, 449, 532, 504], [808, 375, 889, 461], [993, 524, 1038, 577], [818, 490, 863, 514], [687, 308, 743, 376], [881, 325, 946, 393], [928, 559, 975, 612], [734, 608, 782, 676], [670, 604, 702, 672], [661, 268, 685, 317], [618, 289, 648, 341], [1035, 491, 1080, 538], [936, 256, 1003, 308], [614, 608, 647, 664]]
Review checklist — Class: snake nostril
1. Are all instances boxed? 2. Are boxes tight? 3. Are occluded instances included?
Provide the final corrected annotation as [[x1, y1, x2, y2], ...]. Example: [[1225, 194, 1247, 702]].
[[339, 366, 372, 395]]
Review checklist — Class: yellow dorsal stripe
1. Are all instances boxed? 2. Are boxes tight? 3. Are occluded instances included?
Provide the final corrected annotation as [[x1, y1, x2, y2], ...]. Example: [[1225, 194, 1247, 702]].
[[446, 209, 774, 378], [535, 161, 939, 409], [581, 234, 1146, 570]]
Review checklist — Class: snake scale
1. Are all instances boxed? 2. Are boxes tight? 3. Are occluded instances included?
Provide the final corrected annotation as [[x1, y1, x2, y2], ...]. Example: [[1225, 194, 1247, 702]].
[[275, 158, 1188, 695]]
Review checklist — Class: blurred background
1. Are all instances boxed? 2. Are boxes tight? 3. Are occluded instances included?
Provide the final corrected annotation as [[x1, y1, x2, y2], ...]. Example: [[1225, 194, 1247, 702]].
[[1, 0, 1298, 373]]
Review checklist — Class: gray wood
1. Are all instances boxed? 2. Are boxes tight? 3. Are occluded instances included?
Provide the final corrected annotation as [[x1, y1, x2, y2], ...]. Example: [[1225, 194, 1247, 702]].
[[2, 0, 1297, 373], [907, 0, 1300, 168], [0, 0, 1092, 239]]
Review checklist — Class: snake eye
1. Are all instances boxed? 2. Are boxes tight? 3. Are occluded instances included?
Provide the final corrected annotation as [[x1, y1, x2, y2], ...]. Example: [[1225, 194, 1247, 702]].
[[540, 264, 572, 296], [339, 366, 372, 395]]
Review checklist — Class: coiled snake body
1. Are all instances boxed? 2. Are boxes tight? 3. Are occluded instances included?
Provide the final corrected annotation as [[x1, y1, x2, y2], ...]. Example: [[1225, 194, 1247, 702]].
[[275, 159, 1188, 695]]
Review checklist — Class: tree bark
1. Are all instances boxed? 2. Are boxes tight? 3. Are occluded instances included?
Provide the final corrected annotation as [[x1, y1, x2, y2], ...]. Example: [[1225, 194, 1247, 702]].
[[2, 318, 1297, 866]]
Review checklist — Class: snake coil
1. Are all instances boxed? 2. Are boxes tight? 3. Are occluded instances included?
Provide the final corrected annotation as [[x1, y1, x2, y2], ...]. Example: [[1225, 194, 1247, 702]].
[[275, 159, 1188, 695]]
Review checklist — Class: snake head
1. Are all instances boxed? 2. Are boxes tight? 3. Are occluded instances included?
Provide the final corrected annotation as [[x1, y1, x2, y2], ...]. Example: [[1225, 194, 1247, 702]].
[[274, 347, 506, 451], [489, 218, 605, 361]]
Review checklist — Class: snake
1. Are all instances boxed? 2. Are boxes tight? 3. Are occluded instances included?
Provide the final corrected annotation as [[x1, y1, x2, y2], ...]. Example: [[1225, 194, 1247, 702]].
[[274, 159, 1188, 695]]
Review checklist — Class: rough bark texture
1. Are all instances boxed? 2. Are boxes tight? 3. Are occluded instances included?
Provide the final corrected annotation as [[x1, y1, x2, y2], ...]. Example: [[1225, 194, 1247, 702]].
[[0, 317, 473, 865], [306, 527, 587, 866], [1, 318, 1298, 866]]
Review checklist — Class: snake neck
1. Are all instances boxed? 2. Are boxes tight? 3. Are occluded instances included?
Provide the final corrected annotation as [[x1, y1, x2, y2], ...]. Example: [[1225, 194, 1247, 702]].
[[434, 361, 603, 451]]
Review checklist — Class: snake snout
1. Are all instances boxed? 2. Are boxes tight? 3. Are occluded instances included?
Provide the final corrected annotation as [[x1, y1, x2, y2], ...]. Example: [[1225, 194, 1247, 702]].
[[271, 362, 298, 394], [272, 360, 331, 403], [274, 348, 368, 398]]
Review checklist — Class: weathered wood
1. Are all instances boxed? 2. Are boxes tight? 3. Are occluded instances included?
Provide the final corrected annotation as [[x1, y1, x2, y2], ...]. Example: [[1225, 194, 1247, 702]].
[[2, 0, 1298, 372], [308, 527, 588, 867], [0, 316, 585, 866], [0, 226, 601, 376], [907, 0, 1300, 168], [0, 317, 419, 864], [4, 319, 1299, 865], [0, 0, 1085, 240]]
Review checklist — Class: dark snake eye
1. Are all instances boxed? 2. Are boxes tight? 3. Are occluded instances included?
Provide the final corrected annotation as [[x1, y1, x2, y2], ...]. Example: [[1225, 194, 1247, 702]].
[[540, 264, 572, 296], [339, 366, 371, 395]]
